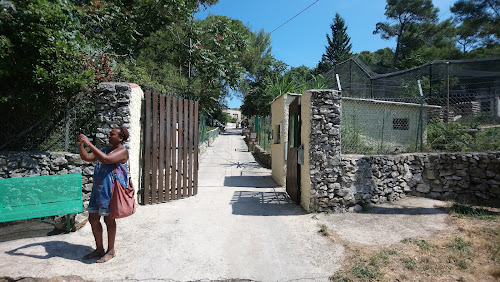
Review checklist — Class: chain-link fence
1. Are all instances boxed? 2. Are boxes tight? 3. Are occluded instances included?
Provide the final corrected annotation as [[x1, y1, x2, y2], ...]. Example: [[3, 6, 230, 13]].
[[325, 57, 500, 154], [2, 92, 213, 153], [198, 114, 219, 146], [0, 92, 97, 152]]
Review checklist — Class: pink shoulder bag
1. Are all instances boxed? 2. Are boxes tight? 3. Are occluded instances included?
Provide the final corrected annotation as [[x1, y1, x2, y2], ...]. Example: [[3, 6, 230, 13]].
[[110, 163, 136, 219]]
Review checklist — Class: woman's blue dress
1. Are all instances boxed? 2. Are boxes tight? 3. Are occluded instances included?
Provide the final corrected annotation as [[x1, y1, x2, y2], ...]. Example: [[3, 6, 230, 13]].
[[87, 147, 128, 216]]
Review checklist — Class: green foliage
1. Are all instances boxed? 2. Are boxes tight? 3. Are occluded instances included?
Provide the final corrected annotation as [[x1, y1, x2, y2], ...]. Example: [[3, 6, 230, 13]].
[[358, 48, 395, 73], [324, 13, 353, 64], [374, 0, 439, 69], [476, 127, 500, 151], [329, 274, 353, 282], [299, 74, 332, 93], [287, 65, 315, 86], [341, 107, 376, 154], [426, 117, 500, 152], [351, 261, 383, 281], [265, 74, 298, 97], [240, 30, 288, 117], [451, 0, 500, 51], [0, 0, 94, 109], [401, 238, 433, 250], [401, 257, 417, 270], [426, 119, 475, 152], [448, 202, 499, 220], [449, 236, 472, 255]]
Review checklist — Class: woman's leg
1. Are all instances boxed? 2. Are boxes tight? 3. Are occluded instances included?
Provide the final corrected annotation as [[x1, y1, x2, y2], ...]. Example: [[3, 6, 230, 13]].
[[96, 215, 116, 263], [83, 213, 105, 259]]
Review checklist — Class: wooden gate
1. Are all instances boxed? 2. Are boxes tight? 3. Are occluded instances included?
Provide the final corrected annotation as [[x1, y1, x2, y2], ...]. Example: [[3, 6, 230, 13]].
[[286, 97, 301, 204], [140, 90, 199, 205]]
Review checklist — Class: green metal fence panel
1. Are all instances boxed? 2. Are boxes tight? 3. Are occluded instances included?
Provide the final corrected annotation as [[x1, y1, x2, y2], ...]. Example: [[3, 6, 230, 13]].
[[0, 173, 83, 222], [256, 115, 271, 153]]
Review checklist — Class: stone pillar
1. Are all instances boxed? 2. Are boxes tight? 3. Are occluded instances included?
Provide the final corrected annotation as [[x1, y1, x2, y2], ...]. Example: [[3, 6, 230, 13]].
[[306, 89, 343, 212], [95, 82, 143, 202]]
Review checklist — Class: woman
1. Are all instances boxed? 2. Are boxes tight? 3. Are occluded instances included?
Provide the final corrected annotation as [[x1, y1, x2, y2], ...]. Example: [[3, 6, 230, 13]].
[[77, 126, 129, 263]]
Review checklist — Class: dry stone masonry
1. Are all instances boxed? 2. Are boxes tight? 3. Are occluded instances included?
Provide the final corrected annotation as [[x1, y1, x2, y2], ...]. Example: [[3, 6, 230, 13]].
[[95, 82, 134, 148], [307, 90, 500, 212]]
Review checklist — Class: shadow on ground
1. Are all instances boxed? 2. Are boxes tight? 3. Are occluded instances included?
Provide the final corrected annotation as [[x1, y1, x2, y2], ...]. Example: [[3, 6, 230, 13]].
[[230, 191, 304, 216], [6, 241, 93, 263], [361, 204, 448, 215], [0, 221, 63, 243], [224, 176, 280, 188]]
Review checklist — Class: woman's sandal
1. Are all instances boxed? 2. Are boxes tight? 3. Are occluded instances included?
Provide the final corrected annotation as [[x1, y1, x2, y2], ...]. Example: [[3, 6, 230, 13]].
[[96, 251, 115, 263], [83, 249, 105, 260]]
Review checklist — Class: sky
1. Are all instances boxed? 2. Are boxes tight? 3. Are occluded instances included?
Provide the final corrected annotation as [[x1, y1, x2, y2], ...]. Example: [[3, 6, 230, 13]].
[[195, 0, 456, 108]]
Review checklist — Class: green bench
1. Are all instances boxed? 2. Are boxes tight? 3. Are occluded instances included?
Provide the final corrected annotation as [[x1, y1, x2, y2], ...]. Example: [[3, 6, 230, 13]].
[[0, 173, 83, 232]]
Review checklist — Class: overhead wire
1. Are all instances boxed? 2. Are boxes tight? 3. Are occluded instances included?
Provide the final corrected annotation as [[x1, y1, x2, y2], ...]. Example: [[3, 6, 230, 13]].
[[268, 0, 320, 35]]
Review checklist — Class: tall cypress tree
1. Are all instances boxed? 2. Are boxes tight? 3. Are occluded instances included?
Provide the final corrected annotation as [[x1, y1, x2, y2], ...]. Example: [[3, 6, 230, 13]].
[[324, 13, 353, 64]]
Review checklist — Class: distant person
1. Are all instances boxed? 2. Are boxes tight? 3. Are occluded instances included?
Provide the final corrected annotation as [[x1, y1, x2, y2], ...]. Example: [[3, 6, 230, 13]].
[[77, 126, 130, 263]]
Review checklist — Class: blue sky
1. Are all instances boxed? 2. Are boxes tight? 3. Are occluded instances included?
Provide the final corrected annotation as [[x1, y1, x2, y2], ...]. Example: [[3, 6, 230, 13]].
[[196, 0, 456, 108]]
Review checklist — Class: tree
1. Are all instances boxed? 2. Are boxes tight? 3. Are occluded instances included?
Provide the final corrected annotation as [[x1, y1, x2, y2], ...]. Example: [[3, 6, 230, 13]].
[[358, 48, 395, 73], [0, 0, 94, 109], [451, 0, 500, 53], [240, 29, 287, 117], [313, 55, 333, 75], [240, 58, 287, 117], [77, 0, 219, 58], [374, 0, 439, 69], [323, 13, 352, 64], [287, 65, 314, 87]]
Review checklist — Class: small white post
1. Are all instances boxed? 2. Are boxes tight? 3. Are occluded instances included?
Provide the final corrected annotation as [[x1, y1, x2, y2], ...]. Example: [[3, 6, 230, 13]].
[[336, 74, 342, 91]]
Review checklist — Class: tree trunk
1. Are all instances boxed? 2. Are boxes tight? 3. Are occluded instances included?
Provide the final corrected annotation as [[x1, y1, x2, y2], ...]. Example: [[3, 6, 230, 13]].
[[393, 32, 402, 69]]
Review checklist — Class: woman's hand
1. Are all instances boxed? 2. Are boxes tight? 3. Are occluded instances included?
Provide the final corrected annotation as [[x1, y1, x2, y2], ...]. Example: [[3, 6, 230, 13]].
[[77, 134, 91, 146]]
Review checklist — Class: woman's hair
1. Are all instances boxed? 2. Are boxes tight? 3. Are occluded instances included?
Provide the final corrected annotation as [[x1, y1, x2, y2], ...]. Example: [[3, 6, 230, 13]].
[[117, 126, 129, 143]]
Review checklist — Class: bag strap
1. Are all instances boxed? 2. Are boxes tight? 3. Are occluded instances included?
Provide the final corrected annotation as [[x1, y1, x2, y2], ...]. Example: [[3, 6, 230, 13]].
[[113, 161, 131, 185]]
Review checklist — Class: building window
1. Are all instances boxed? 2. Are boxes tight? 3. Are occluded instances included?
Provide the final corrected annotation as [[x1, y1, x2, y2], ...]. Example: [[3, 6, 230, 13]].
[[481, 100, 491, 112], [393, 118, 409, 130]]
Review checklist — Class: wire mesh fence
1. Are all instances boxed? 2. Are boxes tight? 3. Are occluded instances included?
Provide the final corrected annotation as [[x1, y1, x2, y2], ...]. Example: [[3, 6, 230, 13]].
[[1, 91, 211, 153], [254, 115, 271, 152], [326, 57, 500, 154], [0, 92, 97, 152]]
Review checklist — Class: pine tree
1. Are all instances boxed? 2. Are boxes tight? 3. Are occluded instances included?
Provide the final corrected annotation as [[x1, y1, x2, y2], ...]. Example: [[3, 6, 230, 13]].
[[323, 13, 353, 64]]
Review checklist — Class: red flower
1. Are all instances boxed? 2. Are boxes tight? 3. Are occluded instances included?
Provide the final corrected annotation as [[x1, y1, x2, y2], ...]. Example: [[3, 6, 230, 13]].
[[216, 34, 222, 40]]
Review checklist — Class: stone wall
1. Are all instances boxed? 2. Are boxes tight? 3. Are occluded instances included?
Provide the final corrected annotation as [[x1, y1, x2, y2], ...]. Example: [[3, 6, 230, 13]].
[[306, 89, 500, 212], [313, 152, 500, 213], [95, 82, 143, 199], [307, 90, 343, 211], [0, 152, 95, 205], [252, 144, 272, 169]]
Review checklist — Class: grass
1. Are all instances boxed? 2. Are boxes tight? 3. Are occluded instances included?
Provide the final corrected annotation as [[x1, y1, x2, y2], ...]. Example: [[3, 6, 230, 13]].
[[448, 202, 499, 220], [328, 202, 500, 281], [318, 223, 334, 239]]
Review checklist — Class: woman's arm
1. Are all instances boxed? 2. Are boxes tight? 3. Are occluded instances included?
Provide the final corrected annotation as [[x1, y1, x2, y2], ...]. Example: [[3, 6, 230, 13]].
[[78, 134, 128, 164]]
